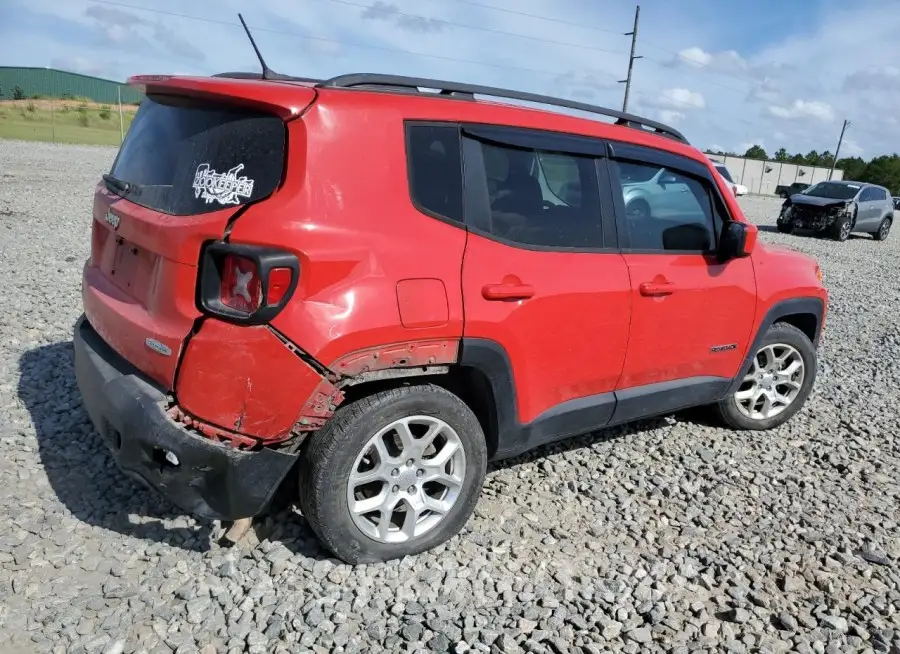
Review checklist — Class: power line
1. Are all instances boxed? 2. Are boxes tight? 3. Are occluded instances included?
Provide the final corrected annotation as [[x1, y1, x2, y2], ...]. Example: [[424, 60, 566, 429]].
[[319, 0, 628, 56], [85, 0, 613, 80], [439, 0, 629, 36], [85, 0, 778, 140], [425, 0, 774, 91]]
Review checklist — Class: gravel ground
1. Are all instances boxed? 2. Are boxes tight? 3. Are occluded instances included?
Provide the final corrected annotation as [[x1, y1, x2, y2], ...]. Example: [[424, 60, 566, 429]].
[[1, 139, 899, 654]]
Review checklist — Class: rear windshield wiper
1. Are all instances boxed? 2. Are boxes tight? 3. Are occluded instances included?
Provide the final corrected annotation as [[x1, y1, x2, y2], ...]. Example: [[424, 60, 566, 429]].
[[102, 174, 142, 197]]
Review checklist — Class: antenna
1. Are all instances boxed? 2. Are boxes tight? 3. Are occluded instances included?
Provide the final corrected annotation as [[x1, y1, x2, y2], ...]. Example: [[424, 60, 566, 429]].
[[238, 13, 273, 80]]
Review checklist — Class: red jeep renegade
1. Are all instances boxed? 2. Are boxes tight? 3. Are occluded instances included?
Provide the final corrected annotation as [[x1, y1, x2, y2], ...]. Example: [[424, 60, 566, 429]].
[[74, 71, 828, 564]]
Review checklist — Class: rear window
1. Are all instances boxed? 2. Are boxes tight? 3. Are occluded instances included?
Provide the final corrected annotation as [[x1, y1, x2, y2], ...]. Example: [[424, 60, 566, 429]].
[[108, 94, 286, 215]]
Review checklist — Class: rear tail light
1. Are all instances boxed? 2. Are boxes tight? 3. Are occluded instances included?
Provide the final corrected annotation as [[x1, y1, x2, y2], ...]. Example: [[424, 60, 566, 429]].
[[220, 255, 262, 312], [199, 242, 299, 324], [266, 267, 293, 305]]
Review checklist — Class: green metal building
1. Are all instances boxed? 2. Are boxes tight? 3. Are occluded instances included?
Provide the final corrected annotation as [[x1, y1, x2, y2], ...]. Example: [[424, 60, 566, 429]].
[[0, 67, 143, 104]]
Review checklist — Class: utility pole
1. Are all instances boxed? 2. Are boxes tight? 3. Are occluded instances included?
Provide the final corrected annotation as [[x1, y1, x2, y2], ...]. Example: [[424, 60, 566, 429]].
[[829, 119, 849, 180], [619, 5, 642, 113]]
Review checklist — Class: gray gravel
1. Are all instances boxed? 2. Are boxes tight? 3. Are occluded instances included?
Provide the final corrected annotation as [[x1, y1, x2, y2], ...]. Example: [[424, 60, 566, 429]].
[[1, 139, 899, 653]]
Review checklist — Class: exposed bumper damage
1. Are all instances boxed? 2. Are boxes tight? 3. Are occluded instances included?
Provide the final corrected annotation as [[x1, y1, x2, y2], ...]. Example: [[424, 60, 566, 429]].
[[73, 312, 460, 521], [778, 198, 855, 231], [73, 315, 299, 521]]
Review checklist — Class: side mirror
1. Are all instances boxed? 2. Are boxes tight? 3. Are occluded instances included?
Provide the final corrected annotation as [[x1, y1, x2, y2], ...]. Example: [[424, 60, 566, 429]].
[[659, 173, 678, 185], [717, 221, 756, 262]]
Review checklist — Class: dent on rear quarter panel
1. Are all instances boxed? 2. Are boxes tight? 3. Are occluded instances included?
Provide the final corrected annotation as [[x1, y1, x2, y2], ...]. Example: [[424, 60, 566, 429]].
[[175, 320, 324, 439], [225, 93, 467, 365]]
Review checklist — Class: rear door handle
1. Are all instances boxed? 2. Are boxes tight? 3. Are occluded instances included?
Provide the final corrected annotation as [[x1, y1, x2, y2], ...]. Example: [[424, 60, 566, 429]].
[[482, 283, 535, 301], [639, 281, 676, 297]]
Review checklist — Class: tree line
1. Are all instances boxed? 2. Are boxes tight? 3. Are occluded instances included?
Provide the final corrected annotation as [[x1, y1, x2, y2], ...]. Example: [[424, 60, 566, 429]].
[[707, 145, 900, 195]]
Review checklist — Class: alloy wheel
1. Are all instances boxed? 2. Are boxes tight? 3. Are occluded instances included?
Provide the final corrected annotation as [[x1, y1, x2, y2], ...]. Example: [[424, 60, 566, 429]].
[[346, 416, 466, 543], [734, 343, 805, 420]]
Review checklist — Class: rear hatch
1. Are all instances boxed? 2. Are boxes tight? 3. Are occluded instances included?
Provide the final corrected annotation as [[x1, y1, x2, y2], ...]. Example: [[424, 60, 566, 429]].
[[82, 76, 315, 389]]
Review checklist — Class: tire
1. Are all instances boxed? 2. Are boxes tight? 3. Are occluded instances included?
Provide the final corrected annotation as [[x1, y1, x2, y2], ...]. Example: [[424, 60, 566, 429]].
[[715, 322, 817, 431], [298, 383, 487, 564], [625, 198, 650, 222], [873, 216, 892, 241], [829, 215, 852, 241]]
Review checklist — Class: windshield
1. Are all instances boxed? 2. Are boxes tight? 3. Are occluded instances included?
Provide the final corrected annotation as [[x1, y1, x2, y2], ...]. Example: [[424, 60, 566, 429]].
[[715, 165, 734, 183], [108, 94, 286, 215], [803, 182, 859, 200]]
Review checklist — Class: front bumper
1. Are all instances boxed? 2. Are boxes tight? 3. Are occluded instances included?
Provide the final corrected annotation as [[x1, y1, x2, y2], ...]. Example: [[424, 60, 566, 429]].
[[779, 205, 847, 231], [73, 315, 299, 521]]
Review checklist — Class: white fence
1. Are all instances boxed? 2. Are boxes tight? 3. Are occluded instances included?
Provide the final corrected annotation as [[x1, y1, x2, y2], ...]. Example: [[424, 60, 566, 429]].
[[704, 154, 844, 196]]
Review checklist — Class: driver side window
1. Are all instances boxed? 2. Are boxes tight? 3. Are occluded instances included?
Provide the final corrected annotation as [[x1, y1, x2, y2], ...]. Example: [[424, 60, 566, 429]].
[[612, 160, 723, 253]]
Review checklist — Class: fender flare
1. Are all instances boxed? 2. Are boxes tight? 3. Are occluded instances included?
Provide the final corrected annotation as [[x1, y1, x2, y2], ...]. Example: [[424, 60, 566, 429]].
[[725, 296, 825, 396]]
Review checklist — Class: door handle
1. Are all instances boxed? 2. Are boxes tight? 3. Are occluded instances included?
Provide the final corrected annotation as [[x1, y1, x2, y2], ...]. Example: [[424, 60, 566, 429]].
[[639, 281, 675, 297], [482, 283, 535, 301]]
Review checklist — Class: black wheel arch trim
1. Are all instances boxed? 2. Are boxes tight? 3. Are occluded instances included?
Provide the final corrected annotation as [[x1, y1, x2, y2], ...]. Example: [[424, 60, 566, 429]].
[[459, 338, 734, 461], [726, 296, 825, 396]]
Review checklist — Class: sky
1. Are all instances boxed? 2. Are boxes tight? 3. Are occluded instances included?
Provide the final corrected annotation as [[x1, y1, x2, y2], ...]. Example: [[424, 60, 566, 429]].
[[2, 0, 899, 159]]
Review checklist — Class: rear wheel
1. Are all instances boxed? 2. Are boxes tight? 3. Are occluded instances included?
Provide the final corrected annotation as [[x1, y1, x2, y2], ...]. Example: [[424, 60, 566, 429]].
[[298, 384, 487, 564], [716, 323, 817, 431], [874, 217, 892, 241]]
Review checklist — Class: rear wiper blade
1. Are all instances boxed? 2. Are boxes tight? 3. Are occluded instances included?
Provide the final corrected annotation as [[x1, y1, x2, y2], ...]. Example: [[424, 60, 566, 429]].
[[102, 174, 141, 197]]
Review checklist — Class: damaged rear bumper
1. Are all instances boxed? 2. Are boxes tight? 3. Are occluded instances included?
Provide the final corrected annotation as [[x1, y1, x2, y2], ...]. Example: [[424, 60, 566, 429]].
[[73, 314, 299, 521]]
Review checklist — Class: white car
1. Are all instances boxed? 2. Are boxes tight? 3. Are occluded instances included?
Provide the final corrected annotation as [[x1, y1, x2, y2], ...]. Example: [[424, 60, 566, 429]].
[[714, 163, 748, 195]]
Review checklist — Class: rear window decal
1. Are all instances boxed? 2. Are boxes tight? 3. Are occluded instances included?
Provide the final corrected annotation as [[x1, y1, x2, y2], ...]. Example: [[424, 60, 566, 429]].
[[193, 163, 256, 206]]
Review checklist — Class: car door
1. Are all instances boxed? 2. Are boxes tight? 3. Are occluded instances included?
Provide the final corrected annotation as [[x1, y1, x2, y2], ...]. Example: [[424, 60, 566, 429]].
[[459, 125, 631, 454], [856, 187, 878, 229], [605, 143, 757, 422]]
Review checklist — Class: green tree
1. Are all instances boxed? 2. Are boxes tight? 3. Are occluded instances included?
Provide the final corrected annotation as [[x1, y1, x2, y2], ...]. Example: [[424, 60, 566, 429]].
[[773, 148, 789, 162], [836, 157, 868, 181], [743, 145, 768, 160], [860, 155, 900, 192], [13, 85, 25, 100], [804, 150, 821, 166]]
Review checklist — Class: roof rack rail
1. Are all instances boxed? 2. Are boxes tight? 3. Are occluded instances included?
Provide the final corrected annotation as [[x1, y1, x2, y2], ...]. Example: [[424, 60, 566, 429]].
[[318, 73, 688, 143], [212, 71, 322, 83]]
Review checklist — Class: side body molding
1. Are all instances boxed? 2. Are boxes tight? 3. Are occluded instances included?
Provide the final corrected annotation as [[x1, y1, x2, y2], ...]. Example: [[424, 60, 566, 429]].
[[459, 297, 825, 461]]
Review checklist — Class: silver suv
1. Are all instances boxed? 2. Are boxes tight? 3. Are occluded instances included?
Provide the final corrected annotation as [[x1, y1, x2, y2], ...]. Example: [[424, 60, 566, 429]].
[[777, 180, 894, 242]]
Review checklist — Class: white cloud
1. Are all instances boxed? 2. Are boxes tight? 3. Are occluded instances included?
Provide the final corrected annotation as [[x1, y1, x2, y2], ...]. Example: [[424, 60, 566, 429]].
[[5, 0, 900, 158], [658, 109, 686, 124], [656, 88, 705, 110], [677, 46, 712, 67], [670, 46, 751, 77], [767, 100, 835, 122]]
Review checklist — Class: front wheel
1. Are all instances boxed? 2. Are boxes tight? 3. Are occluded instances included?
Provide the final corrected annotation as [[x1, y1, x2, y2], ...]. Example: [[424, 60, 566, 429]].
[[298, 384, 487, 564], [715, 322, 817, 431], [829, 215, 852, 241]]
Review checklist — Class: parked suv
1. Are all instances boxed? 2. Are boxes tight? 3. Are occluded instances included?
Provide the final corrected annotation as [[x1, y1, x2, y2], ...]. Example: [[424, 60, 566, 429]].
[[73, 71, 828, 564], [777, 180, 894, 241]]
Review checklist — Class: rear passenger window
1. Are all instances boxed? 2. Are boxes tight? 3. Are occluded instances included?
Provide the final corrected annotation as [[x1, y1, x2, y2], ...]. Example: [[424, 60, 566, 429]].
[[407, 125, 464, 224], [473, 139, 602, 248], [611, 161, 721, 252]]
